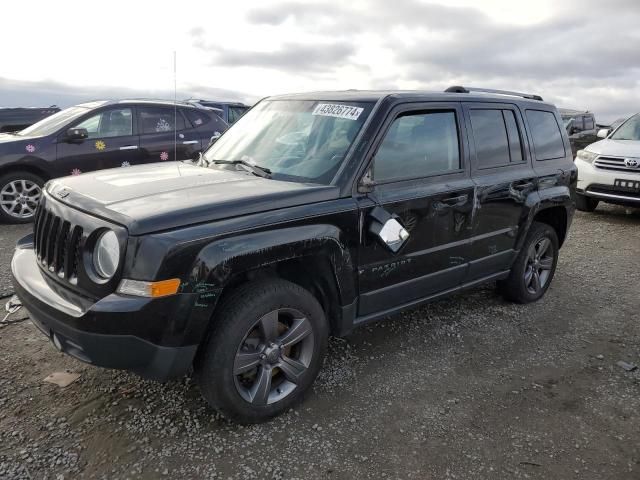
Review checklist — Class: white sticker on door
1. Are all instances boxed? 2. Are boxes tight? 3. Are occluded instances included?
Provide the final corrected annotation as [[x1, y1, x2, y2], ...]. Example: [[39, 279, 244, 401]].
[[312, 103, 364, 121]]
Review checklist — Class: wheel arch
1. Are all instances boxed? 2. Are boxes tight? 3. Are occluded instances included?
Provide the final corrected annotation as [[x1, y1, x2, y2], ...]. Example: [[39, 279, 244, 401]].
[[187, 224, 357, 337], [0, 163, 51, 182], [532, 206, 568, 247]]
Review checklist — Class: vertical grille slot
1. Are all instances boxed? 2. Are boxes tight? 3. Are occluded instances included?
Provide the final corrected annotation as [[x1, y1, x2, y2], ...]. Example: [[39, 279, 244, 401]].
[[54, 221, 71, 275], [39, 211, 53, 262], [46, 217, 60, 268], [33, 205, 42, 253], [68, 226, 83, 281]]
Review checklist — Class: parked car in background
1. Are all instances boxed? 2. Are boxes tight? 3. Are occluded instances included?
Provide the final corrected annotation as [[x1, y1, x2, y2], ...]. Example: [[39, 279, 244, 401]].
[[560, 109, 598, 157], [0, 106, 60, 133], [598, 117, 626, 132], [12, 87, 575, 423], [0, 99, 227, 223], [575, 113, 640, 211], [186, 100, 250, 124]]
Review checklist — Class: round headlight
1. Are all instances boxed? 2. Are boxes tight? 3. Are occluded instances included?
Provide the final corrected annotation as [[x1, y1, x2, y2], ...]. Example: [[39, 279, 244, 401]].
[[93, 230, 120, 279]]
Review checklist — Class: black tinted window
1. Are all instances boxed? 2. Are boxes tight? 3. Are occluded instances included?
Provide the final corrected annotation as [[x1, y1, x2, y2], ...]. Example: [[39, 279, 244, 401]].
[[572, 116, 584, 131], [584, 115, 595, 130], [526, 110, 565, 160], [470, 109, 510, 168], [503, 110, 523, 163], [138, 107, 186, 135], [375, 110, 460, 182], [184, 109, 210, 128], [75, 108, 133, 139], [229, 106, 249, 124]]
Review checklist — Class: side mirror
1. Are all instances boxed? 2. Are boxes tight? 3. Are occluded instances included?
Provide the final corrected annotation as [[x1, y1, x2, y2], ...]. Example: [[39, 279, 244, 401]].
[[597, 128, 610, 139], [66, 127, 88, 142]]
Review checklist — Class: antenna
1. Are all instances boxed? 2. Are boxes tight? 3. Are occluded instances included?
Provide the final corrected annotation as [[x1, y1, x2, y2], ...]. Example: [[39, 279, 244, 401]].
[[173, 51, 177, 163]]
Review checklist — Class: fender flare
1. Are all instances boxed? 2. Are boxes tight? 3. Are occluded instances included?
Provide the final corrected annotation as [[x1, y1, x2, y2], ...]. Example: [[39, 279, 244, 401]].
[[186, 223, 356, 306], [516, 185, 573, 250]]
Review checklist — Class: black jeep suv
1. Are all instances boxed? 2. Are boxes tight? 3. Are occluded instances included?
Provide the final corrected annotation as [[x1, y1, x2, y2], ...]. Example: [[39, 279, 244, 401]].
[[0, 99, 227, 223], [12, 87, 576, 423]]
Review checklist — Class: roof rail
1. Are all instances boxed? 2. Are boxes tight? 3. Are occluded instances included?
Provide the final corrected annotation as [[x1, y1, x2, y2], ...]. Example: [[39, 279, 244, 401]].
[[445, 86, 543, 101]]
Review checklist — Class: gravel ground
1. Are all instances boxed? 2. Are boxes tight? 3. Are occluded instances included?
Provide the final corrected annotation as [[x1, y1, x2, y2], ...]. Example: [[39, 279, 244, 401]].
[[0, 205, 639, 480]]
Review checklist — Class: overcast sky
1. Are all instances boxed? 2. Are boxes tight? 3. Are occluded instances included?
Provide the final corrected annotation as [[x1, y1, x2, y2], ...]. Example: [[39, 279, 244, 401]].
[[1, 0, 638, 122]]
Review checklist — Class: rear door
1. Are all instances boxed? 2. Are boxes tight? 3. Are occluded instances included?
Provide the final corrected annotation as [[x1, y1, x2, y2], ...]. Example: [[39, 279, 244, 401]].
[[55, 106, 140, 176], [357, 103, 475, 317], [137, 106, 196, 163], [463, 102, 536, 281]]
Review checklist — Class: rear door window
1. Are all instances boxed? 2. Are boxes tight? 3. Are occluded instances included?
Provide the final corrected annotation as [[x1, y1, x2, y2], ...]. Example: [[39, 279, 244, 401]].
[[469, 109, 523, 168], [184, 108, 210, 128], [526, 110, 565, 160], [138, 107, 186, 135]]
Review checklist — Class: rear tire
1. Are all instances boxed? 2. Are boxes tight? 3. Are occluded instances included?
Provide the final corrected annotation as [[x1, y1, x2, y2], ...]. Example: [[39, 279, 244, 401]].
[[575, 193, 599, 212], [499, 221, 559, 304], [195, 278, 328, 424], [0, 171, 44, 223]]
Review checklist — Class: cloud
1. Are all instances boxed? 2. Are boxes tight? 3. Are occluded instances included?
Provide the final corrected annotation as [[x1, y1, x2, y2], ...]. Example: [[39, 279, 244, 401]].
[[0, 77, 256, 109], [201, 41, 357, 73], [240, 0, 640, 122]]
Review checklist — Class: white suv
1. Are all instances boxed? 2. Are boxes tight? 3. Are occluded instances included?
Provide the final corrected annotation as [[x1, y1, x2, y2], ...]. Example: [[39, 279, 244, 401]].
[[575, 113, 640, 211]]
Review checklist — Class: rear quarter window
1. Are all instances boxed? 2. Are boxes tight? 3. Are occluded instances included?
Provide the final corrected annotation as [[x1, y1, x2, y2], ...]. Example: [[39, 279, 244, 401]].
[[184, 108, 210, 128], [526, 110, 565, 160]]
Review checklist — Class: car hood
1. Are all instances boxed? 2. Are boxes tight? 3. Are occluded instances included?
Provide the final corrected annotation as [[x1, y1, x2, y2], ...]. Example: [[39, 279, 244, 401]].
[[46, 162, 339, 235], [585, 139, 640, 157]]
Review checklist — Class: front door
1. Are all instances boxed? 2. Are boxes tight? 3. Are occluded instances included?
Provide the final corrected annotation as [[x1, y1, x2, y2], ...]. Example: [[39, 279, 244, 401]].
[[357, 104, 475, 317], [56, 107, 140, 177], [137, 107, 199, 163]]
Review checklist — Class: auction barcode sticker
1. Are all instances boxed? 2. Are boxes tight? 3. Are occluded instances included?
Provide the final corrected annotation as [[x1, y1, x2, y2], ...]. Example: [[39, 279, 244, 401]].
[[312, 103, 364, 121]]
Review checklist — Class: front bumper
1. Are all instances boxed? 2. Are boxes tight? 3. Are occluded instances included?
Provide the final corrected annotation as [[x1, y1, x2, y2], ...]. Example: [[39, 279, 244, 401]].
[[576, 157, 640, 205], [11, 240, 201, 381]]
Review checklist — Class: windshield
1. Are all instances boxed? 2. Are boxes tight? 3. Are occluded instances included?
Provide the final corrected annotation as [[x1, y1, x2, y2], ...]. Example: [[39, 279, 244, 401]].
[[18, 106, 91, 137], [202, 99, 374, 184], [610, 114, 640, 140]]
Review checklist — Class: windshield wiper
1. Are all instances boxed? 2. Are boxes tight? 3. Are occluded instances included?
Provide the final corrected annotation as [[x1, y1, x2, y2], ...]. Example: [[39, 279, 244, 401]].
[[212, 159, 272, 178]]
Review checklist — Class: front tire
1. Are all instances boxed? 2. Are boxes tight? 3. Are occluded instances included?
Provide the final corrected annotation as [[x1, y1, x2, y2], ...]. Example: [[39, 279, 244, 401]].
[[0, 171, 44, 223], [499, 221, 559, 304], [196, 278, 328, 424], [575, 193, 599, 212]]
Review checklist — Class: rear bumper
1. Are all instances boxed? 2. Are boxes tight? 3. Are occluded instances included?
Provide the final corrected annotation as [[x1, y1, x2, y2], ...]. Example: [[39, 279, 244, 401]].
[[576, 158, 640, 205], [11, 242, 199, 381]]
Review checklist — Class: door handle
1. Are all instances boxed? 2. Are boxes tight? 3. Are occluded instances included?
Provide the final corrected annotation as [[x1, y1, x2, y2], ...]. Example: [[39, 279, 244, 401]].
[[119, 145, 138, 150], [440, 194, 468, 206], [512, 181, 533, 190], [182, 140, 199, 145]]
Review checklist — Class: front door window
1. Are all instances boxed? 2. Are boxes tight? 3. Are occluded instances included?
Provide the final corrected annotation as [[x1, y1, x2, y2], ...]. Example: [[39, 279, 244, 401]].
[[75, 108, 133, 139]]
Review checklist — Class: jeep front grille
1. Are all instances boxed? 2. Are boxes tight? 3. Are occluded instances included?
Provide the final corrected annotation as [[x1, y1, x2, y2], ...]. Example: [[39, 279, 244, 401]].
[[594, 156, 640, 173], [33, 206, 83, 283]]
